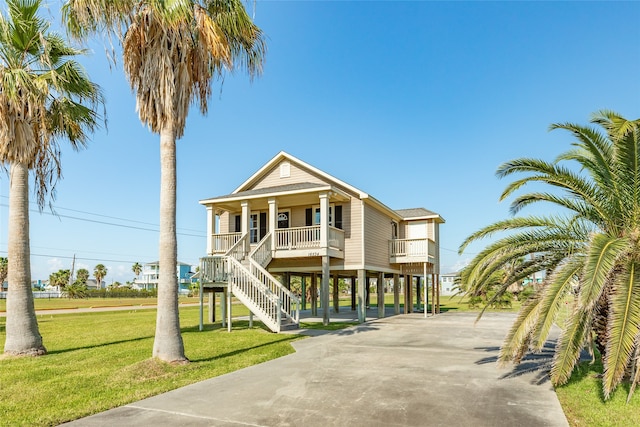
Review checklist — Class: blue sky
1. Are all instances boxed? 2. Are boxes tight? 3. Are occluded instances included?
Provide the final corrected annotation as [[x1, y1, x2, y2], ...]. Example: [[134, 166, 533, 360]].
[[1, 1, 639, 284]]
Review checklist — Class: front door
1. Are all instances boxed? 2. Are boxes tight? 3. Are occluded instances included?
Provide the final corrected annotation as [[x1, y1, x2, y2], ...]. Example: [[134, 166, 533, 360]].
[[277, 211, 290, 229]]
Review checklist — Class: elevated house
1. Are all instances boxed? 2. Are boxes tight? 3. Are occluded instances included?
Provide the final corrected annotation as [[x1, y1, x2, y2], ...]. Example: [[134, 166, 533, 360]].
[[199, 152, 444, 332], [134, 261, 194, 294]]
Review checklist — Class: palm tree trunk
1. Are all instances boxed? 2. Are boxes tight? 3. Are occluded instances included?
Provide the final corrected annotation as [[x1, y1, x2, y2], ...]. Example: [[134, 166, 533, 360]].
[[4, 162, 46, 356], [152, 124, 188, 363]]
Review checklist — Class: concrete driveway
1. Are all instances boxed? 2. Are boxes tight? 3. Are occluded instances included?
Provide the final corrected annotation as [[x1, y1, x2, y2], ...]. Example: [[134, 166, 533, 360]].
[[65, 312, 568, 426]]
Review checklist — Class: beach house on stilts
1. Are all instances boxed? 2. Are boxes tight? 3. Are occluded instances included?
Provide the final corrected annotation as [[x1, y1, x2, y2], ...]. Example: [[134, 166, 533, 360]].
[[198, 151, 444, 332]]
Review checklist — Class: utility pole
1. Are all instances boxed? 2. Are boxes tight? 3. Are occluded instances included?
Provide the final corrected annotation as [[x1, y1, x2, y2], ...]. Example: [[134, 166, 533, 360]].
[[68, 254, 76, 287]]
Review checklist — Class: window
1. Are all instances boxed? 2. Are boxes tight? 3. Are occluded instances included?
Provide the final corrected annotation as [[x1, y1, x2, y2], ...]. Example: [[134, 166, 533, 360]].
[[250, 214, 258, 243], [305, 204, 343, 229]]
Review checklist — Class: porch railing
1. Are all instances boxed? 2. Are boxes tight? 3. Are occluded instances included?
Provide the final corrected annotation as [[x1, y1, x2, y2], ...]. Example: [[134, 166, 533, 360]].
[[389, 238, 436, 259], [210, 232, 243, 254], [274, 225, 345, 251], [199, 255, 228, 284], [328, 226, 345, 250], [274, 225, 320, 250], [249, 233, 300, 325]]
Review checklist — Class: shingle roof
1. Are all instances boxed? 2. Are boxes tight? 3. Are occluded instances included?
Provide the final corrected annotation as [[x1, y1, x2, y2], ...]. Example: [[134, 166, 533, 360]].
[[395, 207, 440, 219], [204, 182, 328, 201]]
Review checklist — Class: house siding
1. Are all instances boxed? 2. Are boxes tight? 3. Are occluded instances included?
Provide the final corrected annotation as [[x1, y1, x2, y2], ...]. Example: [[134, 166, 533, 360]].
[[363, 202, 393, 269], [343, 198, 361, 266], [252, 161, 326, 190]]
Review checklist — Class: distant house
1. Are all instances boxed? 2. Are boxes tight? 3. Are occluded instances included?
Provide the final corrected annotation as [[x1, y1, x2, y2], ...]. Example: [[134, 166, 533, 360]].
[[439, 272, 459, 296], [199, 151, 445, 332], [86, 279, 103, 290], [133, 261, 194, 293]]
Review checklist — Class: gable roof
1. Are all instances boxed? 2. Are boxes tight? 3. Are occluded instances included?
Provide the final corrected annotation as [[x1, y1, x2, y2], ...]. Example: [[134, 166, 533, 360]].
[[233, 151, 368, 198], [204, 151, 443, 222]]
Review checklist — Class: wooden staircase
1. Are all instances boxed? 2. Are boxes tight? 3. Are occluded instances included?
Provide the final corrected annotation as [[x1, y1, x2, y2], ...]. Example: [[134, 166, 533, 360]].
[[200, 232, 300, 333]]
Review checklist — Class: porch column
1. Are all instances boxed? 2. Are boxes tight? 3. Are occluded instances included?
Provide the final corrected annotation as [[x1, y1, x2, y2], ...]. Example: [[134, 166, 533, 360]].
[[206, 206, 214, 255], [311, 273, 318, 316], [416, 276, 422, 312], [350, 276, 356, 310], [393, 274, 400, 315], [301, 275, 307, 311], [321, 257, 330, 325], [283, 272, 291, 290], [366, 277, 371, 308], [357, 269, 366, 323], [377, 272, 385, 318], [424, 263, 428, 318], [319, 192, 329, 249], [432, 273, 436, 316], [268, 198, 277, 253], [436, 273, 441, 314], [241, 200, 250, 256], [333, 273, 340, 313]]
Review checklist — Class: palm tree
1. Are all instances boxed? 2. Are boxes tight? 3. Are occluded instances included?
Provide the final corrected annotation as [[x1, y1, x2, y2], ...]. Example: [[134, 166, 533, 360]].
[[459, 111, 640, 400], [132, 262, 142, 280], [0, 0, 102, 356], [93, 264, 107, 289], [63, 0, 266, 363], [0, 257, 8, 290], [75, 268, 90, 285]]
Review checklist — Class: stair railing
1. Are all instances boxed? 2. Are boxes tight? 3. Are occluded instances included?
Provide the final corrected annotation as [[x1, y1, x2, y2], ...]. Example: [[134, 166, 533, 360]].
[[249, 233, 300, 325], [227, 256, 280, 332]]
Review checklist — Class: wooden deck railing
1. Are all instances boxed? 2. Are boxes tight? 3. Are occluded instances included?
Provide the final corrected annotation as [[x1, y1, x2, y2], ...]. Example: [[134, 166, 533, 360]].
[[274, 225, 345, 251], [210, 232, 243, 254], [389, 238, 436, 259]]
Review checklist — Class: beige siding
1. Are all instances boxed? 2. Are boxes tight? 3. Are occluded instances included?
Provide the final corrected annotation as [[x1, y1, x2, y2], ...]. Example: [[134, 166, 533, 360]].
[[363, 202, 394, 269], [342, 198, 361, 266], [219, 212, 231, 234], [252, 161, 326, 190], [290, 206, 307, 228]]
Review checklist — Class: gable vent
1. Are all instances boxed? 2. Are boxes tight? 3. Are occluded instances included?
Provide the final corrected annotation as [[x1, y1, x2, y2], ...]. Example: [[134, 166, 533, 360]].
[[280, 162, 291, 178]]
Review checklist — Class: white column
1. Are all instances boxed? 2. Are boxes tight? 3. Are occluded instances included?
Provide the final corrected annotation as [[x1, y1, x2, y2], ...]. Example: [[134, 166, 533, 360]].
[[206, 206, 214, 254], [241, 201, 250, 235], [268, 198, 277, 251], [319, 192, 329, 249]]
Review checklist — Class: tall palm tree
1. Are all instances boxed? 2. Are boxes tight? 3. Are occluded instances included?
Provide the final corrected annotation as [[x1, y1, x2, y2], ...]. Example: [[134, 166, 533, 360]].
[[93, 264, 107, 289], [63, 0, 265, 363], [0, 0, 102, 356], [459, 111, 640, 400]]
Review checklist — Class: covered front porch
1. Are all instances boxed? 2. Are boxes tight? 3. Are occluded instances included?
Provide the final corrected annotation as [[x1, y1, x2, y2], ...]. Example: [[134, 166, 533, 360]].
[[201, 183, 349, 260]]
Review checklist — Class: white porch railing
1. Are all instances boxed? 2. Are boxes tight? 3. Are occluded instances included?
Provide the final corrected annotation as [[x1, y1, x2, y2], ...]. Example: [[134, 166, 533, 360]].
[[210, 232, 243, 254], [226, 233, 249, 261], [389, 238, 436, 259], [250, 233, 300, 326], [199, 256, 228, 284], [328, 226, 345, 249], [274, 225, 345, 251], [274, 225, 320, 250], [227, 256, 280, 332]]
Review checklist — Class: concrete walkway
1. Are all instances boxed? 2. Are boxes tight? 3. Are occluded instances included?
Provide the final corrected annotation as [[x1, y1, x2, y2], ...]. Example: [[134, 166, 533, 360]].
[[65, 312, 568, 427]]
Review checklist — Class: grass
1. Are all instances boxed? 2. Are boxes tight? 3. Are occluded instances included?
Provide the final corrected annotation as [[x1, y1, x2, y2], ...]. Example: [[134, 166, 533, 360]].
[[0, 296, 201, 312], [1, 294, 636, 426], [0, 306, 303, 426], [555, 358, 640, 427]]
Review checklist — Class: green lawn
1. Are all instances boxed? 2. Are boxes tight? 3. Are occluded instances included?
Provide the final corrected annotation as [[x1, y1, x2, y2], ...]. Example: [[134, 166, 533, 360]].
[[1, 295, 638, 426], [0, 306, 302, 426], [0, 296, 202, 312]]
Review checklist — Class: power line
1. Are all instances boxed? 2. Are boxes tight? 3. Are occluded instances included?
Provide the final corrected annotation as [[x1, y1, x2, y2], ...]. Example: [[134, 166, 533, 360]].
[[0, 195, 205, 234], [0, 203, 206, 238]]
